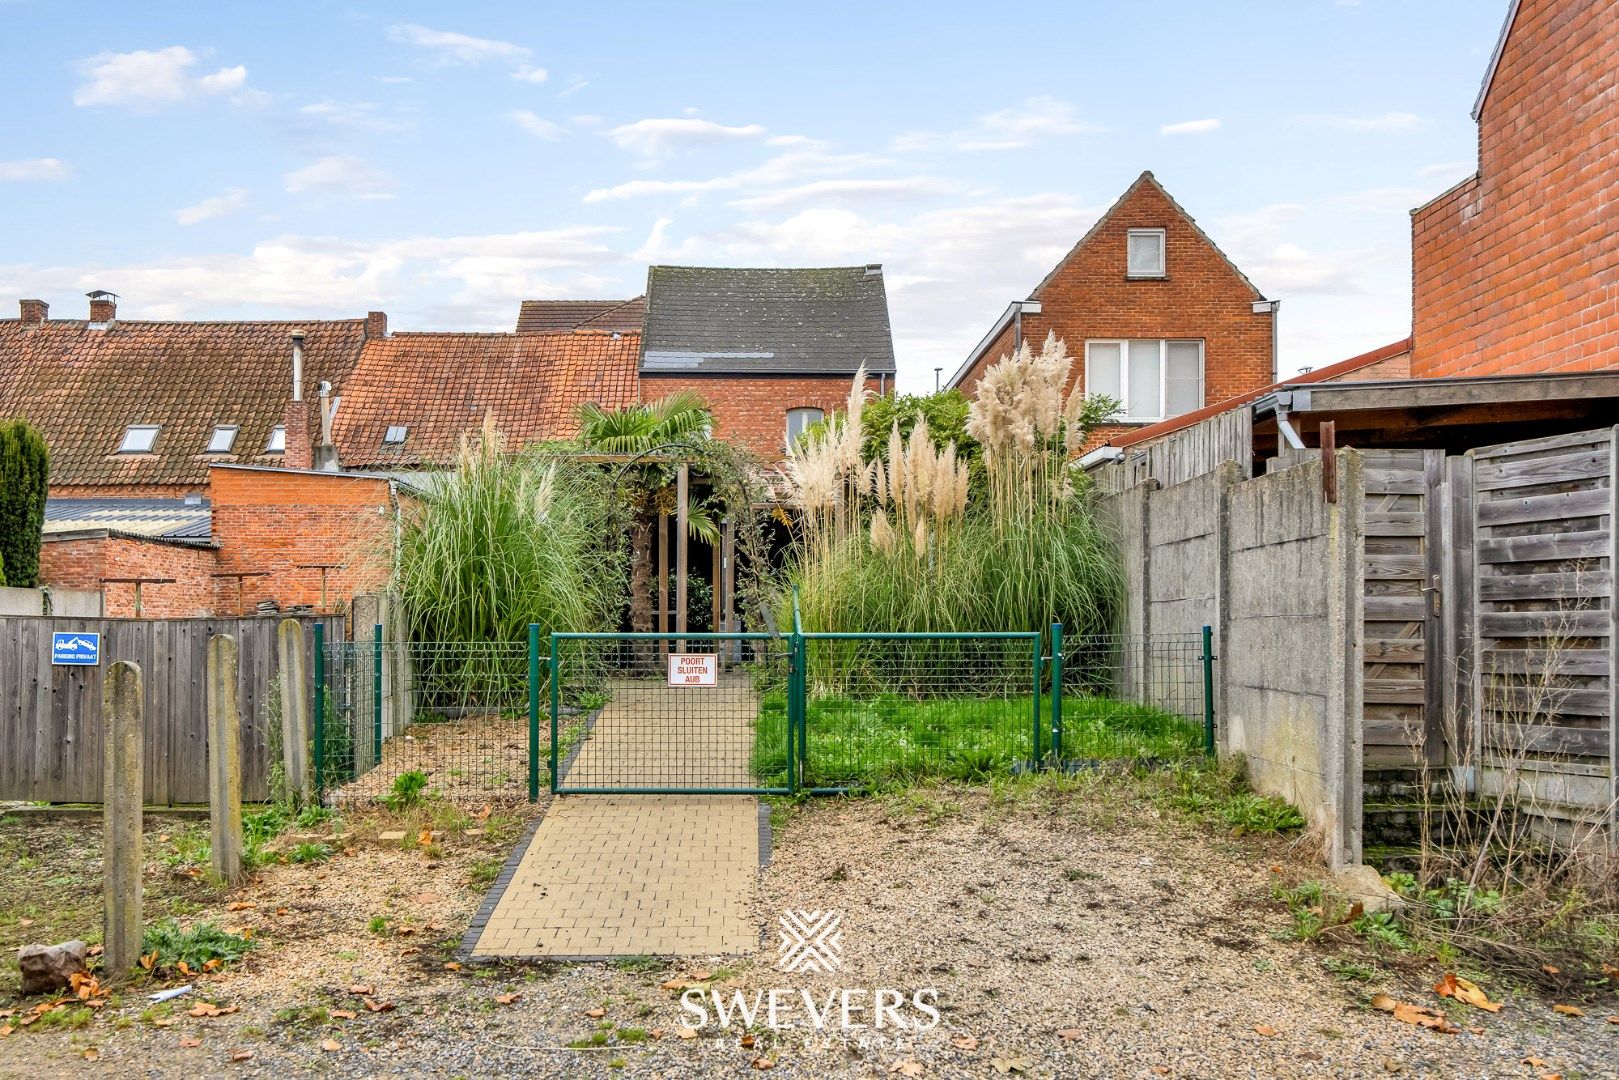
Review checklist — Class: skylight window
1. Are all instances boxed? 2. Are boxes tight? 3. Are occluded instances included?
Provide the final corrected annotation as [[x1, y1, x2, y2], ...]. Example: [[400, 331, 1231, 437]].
[[265, 426, 286, 454], [206, 425, 239, 453], [383, 424, 408, 445], [118, 425, 159, 454]]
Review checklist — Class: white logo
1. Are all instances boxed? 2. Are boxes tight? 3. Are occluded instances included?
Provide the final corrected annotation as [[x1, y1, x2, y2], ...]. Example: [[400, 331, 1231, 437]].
[[777, 910, 843, 973]]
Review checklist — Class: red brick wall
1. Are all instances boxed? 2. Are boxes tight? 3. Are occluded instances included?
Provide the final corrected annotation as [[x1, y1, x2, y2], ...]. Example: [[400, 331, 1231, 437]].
[[209, 467, 396, 615], [40, 535, 219, 618], [953, 176, 1274, 431], [641, 373, 881, 460], [1411, 0, 1619, 378]]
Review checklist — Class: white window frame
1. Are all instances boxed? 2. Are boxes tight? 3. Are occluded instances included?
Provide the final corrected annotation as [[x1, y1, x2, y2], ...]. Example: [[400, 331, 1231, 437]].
[[1084, 339, 1204, 423], [1126, 228, 1167, 279], [383, 424, 408, 445], [206, 425, 239, 454], [264, 425, 286, 454], [118, 424, 160, 454], [785, 407, 825, 446]]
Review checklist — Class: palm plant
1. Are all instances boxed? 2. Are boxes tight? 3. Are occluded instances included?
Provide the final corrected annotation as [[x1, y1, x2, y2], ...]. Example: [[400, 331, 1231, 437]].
[[577, 392, 717, 638]]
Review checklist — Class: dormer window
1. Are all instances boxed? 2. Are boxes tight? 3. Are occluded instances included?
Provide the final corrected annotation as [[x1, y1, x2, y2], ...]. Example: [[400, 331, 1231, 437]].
[[118, 425, 160, 453], [383, 424, 408, 445], [264, 426, 286, 454], [206, 425, 239, 453], [1127, 229, 1166, 279]]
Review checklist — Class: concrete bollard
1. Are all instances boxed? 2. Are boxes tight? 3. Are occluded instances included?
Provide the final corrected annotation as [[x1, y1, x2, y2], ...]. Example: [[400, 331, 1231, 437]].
[[102, 660, 144, 980], [277, 619, 312, 804], [207, 634, 244, 884]]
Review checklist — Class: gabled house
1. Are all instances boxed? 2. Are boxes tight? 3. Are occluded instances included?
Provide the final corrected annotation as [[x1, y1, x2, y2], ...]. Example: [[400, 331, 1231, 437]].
[[947, 171, 1277, 449], [516, 297, 646, 334], [636, 265, 897, 459], [1410, 0, 1619, 378]]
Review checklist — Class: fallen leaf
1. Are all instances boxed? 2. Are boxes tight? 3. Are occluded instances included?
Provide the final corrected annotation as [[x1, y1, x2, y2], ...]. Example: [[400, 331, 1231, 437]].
[[1602, 962, 1618, 981], [584, 1007, 605, 1018], [1253, 1024, 1277, 1037], [417, 828, 433, 846], [1524, 1058, 1549, 1069], [225, 901, 256, 912], [1551, 1004, 1583, 1017], [739, 1034, 755, 1049], [348, 984, 374, 995], [139, 952, 156, 972], [321, 1038, 341, 1052], [1606, 1015, 1619, 1025], [443, 961, 462, 971], [331, 1009, 357, 1020], [414, 892, 440, 905], [179, 1037, 202, 1048], [689, 969, 713, 981], [363, 999, 395, 1013], [1375, 995, 1458, 1033], [1542, 964, 1560, 975], [83, 1048, 100, 1061], [890, 1060, 925, 1077], [676, 1026, 698, 1040], [274, 907, 290, 916], [751, 1057, 774, 1071], [86, 945, 103, 957], [649, 1029, 664, 1039], [1370, 994, 1398, 1012], [177, 961, 192, 976], [397, 946, 420, 958], [1055, 1028, 1083, 1041], [950, 1034, 979, 1051], [151, 1018, 176, 1028], [1433, 973, 1501, 1012], [0, 1025, 12, 1039], [231, 1050, 253, 1062], [395, 926, 416, 937], [1152, 1069, 1170, 1077], [660, 979, 687, 991], [496, 993, 521, 1005]]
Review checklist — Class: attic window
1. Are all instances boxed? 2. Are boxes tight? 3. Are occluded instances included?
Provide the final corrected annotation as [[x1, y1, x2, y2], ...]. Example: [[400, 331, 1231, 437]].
[[1127, 229, 1166, 279], [264, 426, 286, 454], [383, 424, 408, 445], [118, 425, 160, 454], [206, 425, 239, 453]]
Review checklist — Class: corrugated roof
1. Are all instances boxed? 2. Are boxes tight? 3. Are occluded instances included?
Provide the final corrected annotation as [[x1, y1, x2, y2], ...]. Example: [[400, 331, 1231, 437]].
[[43, 497, 213, 540], [334, 329, 642, 468], [640, 265, 896, 375], [0, 315, 370, 488]]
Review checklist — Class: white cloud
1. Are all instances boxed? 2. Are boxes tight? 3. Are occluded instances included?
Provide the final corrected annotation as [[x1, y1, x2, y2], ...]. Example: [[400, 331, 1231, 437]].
[[1332, 185, 1429, 212], [558, 76, 589, 99], [583, 144, 887, 203], [1160, 118, 1221, 136], [175, 187, 250, 225], [283, 155, 396, 200], [0, 157, 72, 181], [73, 46, 248, 110], [386, 23, 545, 82], [1212, 202, 1398, 295], [299, 101, 414, 133], [509, 110, 566, 140], [1293, 110, 1425, 132], [605, 117, 768, 157], [893, 97, 1099, 152], [728, 177, 952, 211]]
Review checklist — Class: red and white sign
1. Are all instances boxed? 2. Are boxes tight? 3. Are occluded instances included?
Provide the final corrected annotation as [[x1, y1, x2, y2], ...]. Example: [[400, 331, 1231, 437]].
[[668, 653, 718, 687]]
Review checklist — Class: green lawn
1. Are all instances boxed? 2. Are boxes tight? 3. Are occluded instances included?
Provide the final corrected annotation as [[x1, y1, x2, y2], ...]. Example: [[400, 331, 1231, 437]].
[[753, 690, 1204, 789]]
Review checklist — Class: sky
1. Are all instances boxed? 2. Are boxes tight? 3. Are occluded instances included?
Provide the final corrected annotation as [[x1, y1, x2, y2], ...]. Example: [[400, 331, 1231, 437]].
[[1, 1, 1510, 391]]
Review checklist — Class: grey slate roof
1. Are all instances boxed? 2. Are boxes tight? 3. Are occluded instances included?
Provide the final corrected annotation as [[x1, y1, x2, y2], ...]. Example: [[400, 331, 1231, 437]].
[[44, 497, 212, 541], [640, 265, 896, 376]]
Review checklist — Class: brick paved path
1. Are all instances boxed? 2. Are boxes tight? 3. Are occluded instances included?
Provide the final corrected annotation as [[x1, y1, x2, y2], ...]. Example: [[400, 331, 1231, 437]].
[[469, 673, 763, 958]]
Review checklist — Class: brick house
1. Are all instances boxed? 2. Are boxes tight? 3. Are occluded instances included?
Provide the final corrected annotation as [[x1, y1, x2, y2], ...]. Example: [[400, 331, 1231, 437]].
[[1410, 0, 1618, 379], [636, 265, 897, 459], [946, 172, 1278, 449]]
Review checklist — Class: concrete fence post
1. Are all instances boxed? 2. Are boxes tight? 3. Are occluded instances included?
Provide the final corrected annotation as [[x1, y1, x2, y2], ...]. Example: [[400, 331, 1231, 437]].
[[277, 619, 312, 804], [102, 660, 143, 980], [207, 634, 244, 884]]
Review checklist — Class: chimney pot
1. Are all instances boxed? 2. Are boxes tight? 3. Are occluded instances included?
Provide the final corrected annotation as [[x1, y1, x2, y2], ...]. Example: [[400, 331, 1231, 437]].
[[86, 290, 118, 324], [365, 311, 388, 339], [19, 299, 48, 326]]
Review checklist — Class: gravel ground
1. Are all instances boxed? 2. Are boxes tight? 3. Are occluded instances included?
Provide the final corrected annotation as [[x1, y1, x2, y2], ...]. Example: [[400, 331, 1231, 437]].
[[2, 780, 1614, 1079], [328, 714, 533, 805]]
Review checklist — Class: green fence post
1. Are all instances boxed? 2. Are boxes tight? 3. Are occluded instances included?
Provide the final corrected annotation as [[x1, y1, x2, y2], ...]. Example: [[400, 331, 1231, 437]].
[[1031, 634, 1044, 766], [312, 621, 325, 799], [527, 624, 540, 802], [549, 634, 561, 794], [1050, 623, 1064, 764], [789, 631, 804, 794], [1201, 624, 1216, 758], [371, 623, 383, 767]]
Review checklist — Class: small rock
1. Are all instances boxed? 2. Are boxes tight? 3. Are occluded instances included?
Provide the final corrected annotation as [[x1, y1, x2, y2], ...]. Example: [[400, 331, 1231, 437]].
[[1333, 864, 1406, 915], [377, 830, 407, 842], [18, 940, 88, 995]]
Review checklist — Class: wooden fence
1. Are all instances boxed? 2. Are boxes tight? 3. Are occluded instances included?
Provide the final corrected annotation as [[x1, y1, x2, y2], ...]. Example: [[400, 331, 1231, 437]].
[[0, 614, 342, 805]]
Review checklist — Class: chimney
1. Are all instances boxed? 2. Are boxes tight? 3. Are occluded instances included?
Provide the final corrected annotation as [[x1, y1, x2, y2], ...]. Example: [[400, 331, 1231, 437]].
[[87, 290, 117, 324], [282, 400, 312, 470], [19, 299, 48, 326], [290, 330, 306, 402], [365, 310, 388, 339], [313, 380, 340, 471]]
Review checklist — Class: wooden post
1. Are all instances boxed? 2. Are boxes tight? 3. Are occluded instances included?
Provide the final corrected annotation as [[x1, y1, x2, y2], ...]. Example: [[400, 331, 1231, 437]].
[[711, 527, 723, 634], [277, 619, 311, 804], [102, 660, 143, 980], [1320, 421, 1338, 504], [657, 511, 670, 659], [676, 463, 689, 649], [207, 634, 243, 884], [722, 517, 737, 634]]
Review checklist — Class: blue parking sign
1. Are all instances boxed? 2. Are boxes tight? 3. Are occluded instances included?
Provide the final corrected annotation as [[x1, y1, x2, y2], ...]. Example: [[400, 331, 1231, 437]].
[[52, 632, 101, 666]]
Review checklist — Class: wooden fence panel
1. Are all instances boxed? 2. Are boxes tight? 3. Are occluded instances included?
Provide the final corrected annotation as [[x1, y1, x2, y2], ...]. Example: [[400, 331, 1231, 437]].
[[1469, 426, 1616, 841], [0, 613, 342, 805]]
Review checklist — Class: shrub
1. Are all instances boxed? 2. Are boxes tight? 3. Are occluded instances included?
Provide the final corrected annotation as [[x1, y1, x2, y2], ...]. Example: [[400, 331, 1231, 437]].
[[140, 920, 254, 973], [383, 770, 428, 811], [0, 419, 49, 588]]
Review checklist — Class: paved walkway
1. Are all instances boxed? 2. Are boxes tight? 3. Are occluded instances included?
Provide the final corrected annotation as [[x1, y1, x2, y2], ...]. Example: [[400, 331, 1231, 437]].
[[468, 670, 763, 959]]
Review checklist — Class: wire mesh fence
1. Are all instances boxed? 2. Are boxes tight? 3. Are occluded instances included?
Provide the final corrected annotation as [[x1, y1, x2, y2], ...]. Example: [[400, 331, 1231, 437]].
[[1058, 631, 1211, 763], [318, 637, 533, 805], [551, 633, 790, 794], [792, 633, 1042, 791]]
